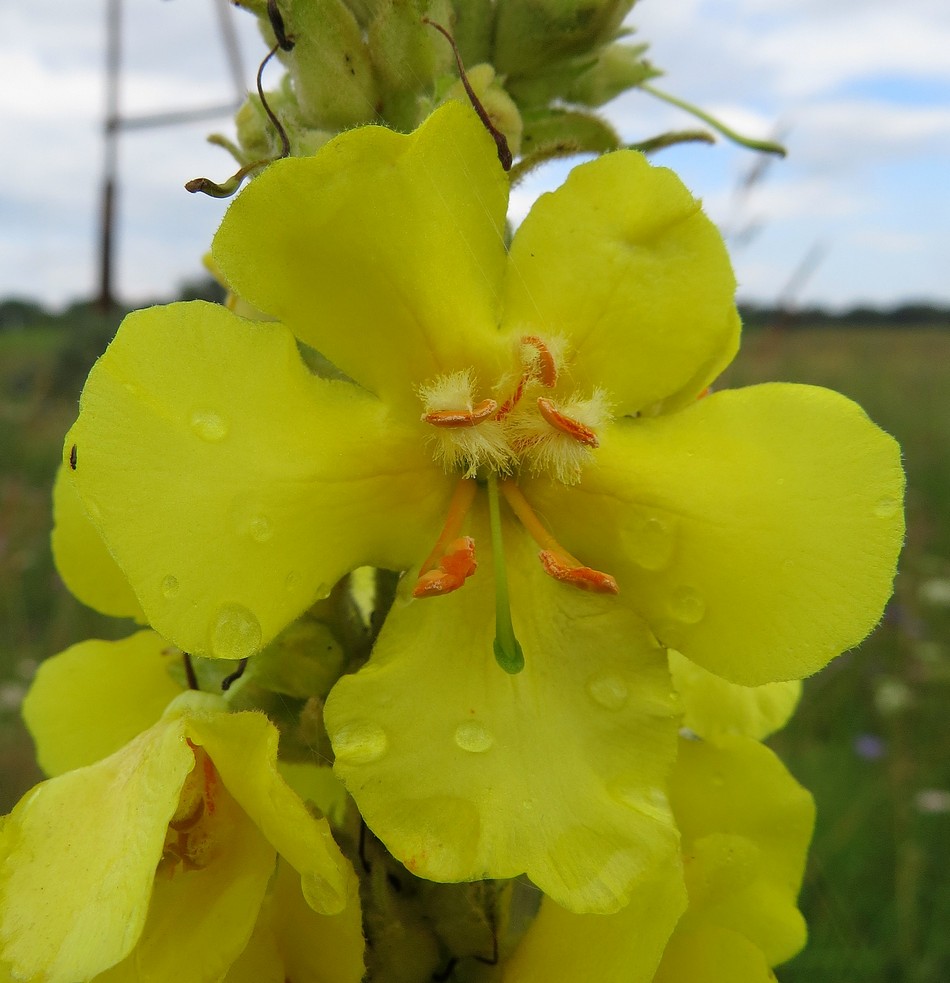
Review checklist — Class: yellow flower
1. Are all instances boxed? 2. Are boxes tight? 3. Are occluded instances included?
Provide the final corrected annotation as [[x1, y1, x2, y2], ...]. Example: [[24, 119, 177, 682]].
[[64, 101, 901, 911], [1, 679, 353, 983], [501, 735, 814, 983]]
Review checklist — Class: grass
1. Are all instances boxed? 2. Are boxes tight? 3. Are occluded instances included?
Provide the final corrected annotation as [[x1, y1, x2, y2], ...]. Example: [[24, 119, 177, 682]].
[[0, 318, 947, 980], [720, 326, 950, 983]]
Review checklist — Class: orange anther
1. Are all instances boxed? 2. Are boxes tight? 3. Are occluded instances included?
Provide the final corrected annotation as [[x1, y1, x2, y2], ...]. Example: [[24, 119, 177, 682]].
[[413, 536, 478, 597], [536, 397, 599, 447], [539, 550, 619, 594], [521, 335, 558, 388], [423, 398, 497, 428]]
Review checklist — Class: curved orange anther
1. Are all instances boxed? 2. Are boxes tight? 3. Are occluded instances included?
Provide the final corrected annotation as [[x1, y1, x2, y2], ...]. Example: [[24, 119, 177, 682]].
[[521, 335, 558, 388], [538, 550, 619, 594], [536, 397, 599, 447], [423, 398, 498, 428], [413, 536, 478, 597]]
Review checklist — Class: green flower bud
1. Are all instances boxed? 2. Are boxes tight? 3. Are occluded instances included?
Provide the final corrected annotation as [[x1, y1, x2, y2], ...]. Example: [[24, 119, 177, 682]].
[[493, 0, 635, 77], [564, 40, 660, 107], [278, 0, 379, 129]]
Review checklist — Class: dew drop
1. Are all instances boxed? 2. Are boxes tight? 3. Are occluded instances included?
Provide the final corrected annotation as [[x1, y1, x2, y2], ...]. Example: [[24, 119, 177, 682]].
[[670, 586, 706, 624], [630, 514, 676, 571], [453, 720, 494, 753], [333, 723, 388, 764], [210, 603, 262, 660], [874, 496, 900, 519], [161, 574, 179, 599], [586, 674, 630, 711], [189, 409, 229, 443]]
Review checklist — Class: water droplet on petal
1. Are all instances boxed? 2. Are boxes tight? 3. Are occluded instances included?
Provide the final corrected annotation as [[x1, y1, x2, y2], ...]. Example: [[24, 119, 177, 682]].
[[210, 603, 262, 660], [586, 674, 629, 711], [453, 721, 494, 754], [161, 574, 179, 599], [874, 496, 900, 519], [670, 586, 705, 624], [190, 409, 229, 442], [629, 513, 676, 571], [333, 723, 388, 764]]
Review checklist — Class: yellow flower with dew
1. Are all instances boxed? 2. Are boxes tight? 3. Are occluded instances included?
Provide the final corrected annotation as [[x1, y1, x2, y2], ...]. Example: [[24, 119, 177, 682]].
[[500, 734, 814, 982], [65, 101, 902, 911], [2, 653, 356, 983]]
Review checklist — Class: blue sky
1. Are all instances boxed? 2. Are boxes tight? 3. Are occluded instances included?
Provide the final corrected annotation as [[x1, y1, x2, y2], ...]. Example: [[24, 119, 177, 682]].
[[2, 0, 948, 310]]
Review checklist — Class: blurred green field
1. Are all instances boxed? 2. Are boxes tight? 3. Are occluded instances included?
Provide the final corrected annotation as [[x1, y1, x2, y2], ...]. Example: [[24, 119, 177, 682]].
[[1, 316, 948, 981]]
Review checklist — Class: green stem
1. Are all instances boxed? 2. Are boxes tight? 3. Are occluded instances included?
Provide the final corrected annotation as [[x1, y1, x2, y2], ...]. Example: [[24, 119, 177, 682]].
[[641, 84, 787, 157], [486, 474, 525, 674]]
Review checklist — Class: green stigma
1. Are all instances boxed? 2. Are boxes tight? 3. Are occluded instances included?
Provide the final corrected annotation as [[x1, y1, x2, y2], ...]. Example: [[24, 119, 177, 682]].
[[486, 473, 525, 674]]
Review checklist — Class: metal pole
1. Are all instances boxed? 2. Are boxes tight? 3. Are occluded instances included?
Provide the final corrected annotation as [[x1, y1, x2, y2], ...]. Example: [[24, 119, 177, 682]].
[[96, 0, 122, 311]]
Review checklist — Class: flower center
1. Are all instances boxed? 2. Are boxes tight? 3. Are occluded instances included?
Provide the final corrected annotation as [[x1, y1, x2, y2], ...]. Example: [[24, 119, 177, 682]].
[[416, 334, 610, 485], [413, 336, 618, 672]]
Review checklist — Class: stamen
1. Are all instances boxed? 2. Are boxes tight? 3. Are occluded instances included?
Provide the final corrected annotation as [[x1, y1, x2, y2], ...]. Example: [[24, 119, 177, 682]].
[[413, 479, 479, 598], [486, 474, 525, 673], [536, 397, 599, 447], [495, 335, 559, 421], [413, 537, 477, 597], [423, 398, 498, 428], [521, 336, 558, 388], [500, 481, 618, 595]]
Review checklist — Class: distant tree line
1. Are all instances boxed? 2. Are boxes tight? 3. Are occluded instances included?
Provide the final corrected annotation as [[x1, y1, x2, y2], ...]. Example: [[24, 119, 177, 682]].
[[1, 283, 947, 333], [738, 301, 950, 330]]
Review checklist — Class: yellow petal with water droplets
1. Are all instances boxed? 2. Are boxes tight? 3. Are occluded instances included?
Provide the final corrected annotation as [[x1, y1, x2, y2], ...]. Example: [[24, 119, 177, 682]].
[[66, 300, 449, 661], [529, 383, 904, 684], [186, 711, 350, 915], [325, 503, 679, 914]]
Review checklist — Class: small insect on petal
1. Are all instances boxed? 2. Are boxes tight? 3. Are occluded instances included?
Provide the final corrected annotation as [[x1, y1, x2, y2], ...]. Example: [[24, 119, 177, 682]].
[[69, 444, 78, 470]]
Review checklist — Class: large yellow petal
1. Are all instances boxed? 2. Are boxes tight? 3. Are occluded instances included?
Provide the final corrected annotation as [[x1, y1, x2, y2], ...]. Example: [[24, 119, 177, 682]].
[[528, 383, 904, 684], [671, 736, 814, 966], [325, 504, 680, 914], [95, 779, 276, 983], [500, 855, 686, 983], [213, 101, 510, 411], [185, 711, 350, 915], [503, 150, 739, 417], [66, 301, 449, 660], [21, 630, 183, 776], [51, 463, 145, 621], [0, 719, 193, 982], [668, 650, 801, 741]]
